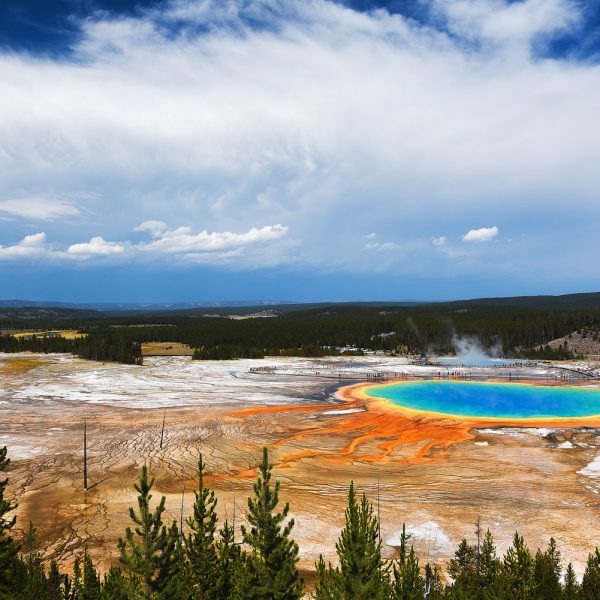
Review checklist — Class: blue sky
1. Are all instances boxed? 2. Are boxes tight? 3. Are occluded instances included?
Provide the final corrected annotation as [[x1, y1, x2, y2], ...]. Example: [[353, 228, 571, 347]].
[[1, 0, 599, 302]]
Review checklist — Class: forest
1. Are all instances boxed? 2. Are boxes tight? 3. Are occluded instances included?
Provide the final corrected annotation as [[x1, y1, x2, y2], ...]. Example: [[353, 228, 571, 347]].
[[0, 443, 598, 599], [2, 300, 600, 364], [0, 333, 142, 365]]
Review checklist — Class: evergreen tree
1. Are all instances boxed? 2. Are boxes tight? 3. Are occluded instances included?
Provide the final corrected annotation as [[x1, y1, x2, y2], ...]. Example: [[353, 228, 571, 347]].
[[391, 524, 423, 600], [159, 521, 190, 600], [338, 485, 388, 600], [63, 573, 77, 600], [533, 538, 561, 600], [117, 465, 170, 599], [0, 446, 19, 597], [73, 557, 83, 598], [564, 562, 581, 600], [315, 483, 388, 600], [447, 539, 476, 598], [47, 560, 62, 600], [392, 546, 424, 600], [581, 549, 600, 600], [424, 563, 444, 599], [83, 553, 102, 600], [22, 521, 48, 599], [502, 532, 533, 600], [186, 455, 218, 599], [236, 447, 303, 600], [314, 554, 340, 600], [215, 520, 240, 599], [102, 567, 129, 600], [478, 530, 500, 592]]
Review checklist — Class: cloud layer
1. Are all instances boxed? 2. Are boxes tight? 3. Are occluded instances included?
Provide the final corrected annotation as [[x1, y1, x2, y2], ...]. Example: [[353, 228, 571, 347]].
[[0, 223, 288, 264], [0, 0, 599, 292]]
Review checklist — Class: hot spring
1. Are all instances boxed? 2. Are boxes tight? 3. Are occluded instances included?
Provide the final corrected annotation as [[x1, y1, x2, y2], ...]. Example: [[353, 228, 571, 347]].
[[364, 380, 600, 420], [430, 356, 525, 367]]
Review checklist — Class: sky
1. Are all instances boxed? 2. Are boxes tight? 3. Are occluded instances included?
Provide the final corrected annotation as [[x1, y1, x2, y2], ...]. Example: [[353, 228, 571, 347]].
[[1, 0, 600, 303]]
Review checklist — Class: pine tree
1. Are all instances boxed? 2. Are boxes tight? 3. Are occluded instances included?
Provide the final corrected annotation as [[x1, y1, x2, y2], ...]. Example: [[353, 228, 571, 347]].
[[102, 567, 129, 600], [0, 446, 18, 597], [186, 455, 218, 599], [564, 562, 580, 600], [83, 553, 102, 600], [215, 520, 240, 599], [532, 538, 561, 600], [392, 543, 424, 600], [159, 521, 191, 600], [447, 539, 476, 598], [48, 560, 62, 600], [424, 563, 444, 599], [73, 556, 83, 598], [236, 447, 303, 600], [22, 521, 48, 599], [478, 529, 500, 592], [581, 549, 600, 600], [117, 465, 170, 599], [503, 532, 533, 600], [315, 482, 388, 600], [314, 554, 340, 600]]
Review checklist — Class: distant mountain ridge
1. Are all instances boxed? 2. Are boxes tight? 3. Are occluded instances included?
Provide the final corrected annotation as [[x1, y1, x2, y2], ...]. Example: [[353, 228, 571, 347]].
[[0, 299, 295, 311], [0, 292, 599, 314]]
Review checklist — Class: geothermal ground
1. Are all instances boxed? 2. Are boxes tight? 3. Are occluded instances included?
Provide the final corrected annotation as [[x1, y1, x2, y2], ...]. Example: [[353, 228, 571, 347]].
[[2, 353, 600, 577]]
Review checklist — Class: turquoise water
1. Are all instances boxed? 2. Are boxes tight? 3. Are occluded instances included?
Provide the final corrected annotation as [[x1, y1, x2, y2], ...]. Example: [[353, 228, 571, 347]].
[[364, 381, 600, 419]]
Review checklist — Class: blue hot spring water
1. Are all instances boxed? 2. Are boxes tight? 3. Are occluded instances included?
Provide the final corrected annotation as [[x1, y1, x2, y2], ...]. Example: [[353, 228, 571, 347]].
[[363, 381, 600, 419]]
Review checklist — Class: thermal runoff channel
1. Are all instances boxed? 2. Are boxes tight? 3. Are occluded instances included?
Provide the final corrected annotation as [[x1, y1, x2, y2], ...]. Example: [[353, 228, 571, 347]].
[[364, 381, 600, 420]]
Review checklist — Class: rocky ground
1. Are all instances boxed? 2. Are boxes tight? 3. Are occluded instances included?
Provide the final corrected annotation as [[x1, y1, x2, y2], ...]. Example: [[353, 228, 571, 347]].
[[546, 328, 600, 357]]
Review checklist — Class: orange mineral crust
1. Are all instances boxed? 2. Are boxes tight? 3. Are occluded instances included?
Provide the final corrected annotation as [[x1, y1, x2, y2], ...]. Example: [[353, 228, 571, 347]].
[[225, 380, 600, 468]]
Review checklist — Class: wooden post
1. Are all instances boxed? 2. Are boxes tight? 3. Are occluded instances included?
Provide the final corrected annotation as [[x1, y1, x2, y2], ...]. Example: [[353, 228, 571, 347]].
[[160, 410, 166, 450], [83, 419, 88, 491]]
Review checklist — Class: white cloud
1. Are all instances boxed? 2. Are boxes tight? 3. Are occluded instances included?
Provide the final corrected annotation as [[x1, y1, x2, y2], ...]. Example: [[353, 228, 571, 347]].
[[363, 241, 400, 251], [0, 0, 598, 282], [433, 0, 580, 53], [462, 226, 499, 242], [0, 232, 51, 260], [0, 198, 79, 220], [0, 222, 288, 265], [67, 236, 125, 256], [432, 236, 447, 246], [132, 220, 168, 238], [137, 223, 288, 254]]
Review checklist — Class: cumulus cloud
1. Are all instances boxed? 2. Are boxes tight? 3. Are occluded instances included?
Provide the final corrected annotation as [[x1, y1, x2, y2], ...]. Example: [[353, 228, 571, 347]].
[[0, 0, 598, 284], [462, 226, 499, 242], [432, 236, 447, 246], [0, 232, 52, 260], [138, 223, 288, 254], [68, 236, 125, 256], [0, 198, 79, 220], [0, 222, 289, 265]]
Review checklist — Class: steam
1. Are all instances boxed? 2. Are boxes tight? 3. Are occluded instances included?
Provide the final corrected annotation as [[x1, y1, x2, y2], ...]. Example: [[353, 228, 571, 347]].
[[431, 335, 507, 367], [405, 317, 421, 338], [453, 336, 501, 362]]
